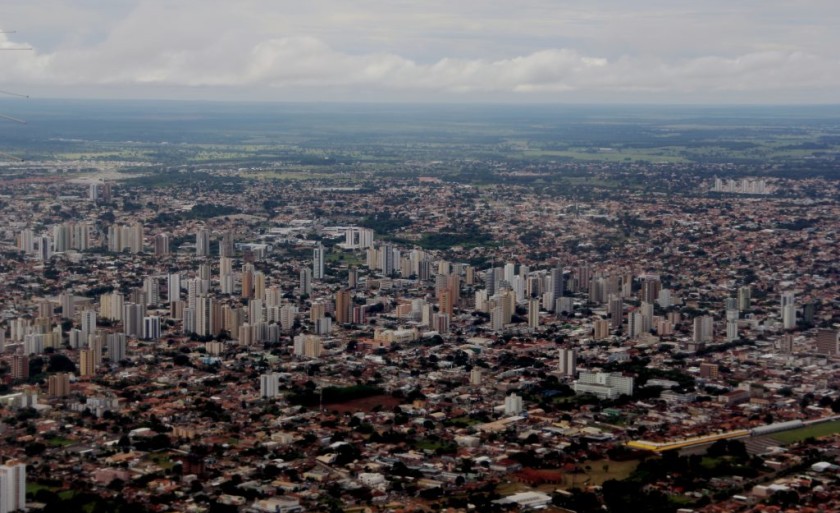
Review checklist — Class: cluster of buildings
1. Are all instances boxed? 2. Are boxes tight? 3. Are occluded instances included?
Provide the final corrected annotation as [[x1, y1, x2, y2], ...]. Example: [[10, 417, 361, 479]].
[[0, 161, 837, 513]]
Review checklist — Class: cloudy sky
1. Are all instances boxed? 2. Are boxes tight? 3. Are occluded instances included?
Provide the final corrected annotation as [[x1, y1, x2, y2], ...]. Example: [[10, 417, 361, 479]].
[[1, 0, 839, 103]]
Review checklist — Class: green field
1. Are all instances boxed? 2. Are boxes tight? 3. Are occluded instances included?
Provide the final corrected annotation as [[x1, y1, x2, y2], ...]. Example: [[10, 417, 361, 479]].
[[770, 420, 840, 444]]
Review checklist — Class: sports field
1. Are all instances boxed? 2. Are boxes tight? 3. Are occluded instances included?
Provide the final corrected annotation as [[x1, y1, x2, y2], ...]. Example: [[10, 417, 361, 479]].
[[770, 420, 840, 444]]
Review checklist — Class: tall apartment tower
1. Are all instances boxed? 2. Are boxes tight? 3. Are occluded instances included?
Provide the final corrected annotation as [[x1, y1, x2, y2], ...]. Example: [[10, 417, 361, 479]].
[[196, 228, 210, 257], [737, 286, 752, 311], [11, 355, 29, 381], [167, 273, 181, 303], [527, 298, 540, 329], [241, 265, 254, 299], [127, 222, 144, 253], [48, 373, 71, 397], [693, 315, 714, 343], [593, 319, 610, 340], [641, 277, 661, 304], [220, 230, 234, 257], [300, 268, 312, 296], [79, 349, 96, 378], [725, 298, 740, 342], [815, 329, 839, 356], [549, 266, 564, 311], [154, 233, 171, 256], [0, 460, 26, 513], [80, 309, 97, 341], [781, 292, 796, 330], [558, 348, 577, 377], [608, 295, 623, 330], [335, 289, 352, 325], [313, 243, 325, 279]]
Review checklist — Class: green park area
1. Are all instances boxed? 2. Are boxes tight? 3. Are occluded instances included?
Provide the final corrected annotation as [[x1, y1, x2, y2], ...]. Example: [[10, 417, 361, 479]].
[[770, 420, 840, 444]]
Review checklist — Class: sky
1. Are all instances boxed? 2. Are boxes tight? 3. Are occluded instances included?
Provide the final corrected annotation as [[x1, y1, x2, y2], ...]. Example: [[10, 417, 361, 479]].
[[1, 0, 839, 104]]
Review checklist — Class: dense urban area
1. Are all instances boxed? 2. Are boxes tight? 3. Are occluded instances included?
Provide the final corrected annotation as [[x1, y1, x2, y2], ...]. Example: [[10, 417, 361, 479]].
[[0, 103, 839, 513]]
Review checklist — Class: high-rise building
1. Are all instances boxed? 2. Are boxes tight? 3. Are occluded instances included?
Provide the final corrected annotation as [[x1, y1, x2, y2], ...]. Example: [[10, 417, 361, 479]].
[[608, 295, 623, 330], [656, 289, 674, 308], [437, 289, 453, 317], [527, 298, 540, 329], [802, 302, 816, 326], [0, 460, 26, 513], [79, 349, 96, 378], [344, 227, 374, 249], [641, 276, 661, 304], [294, 334, 322, 358], [220, 230, 234, 257], [310, 301, 326, 322], [726, 307, 739, 342], [503, 262, 516, 284], [107, 333, 127, 362], [699, 362, 719, 379], [485, 268, 496, 296], [154, 233, 171, 256], [100, 291, 124, 321], [313, 243, 325, 279], [194, 296, 216, 337], [88, 331, 106, 368], [241, 265, 254, 299], [143, 316, 161, 340], [465, 265, 475, 286], [59, 292, 75, 320], [380, 244, 397, 276], [80, 309, 97, 341], [815, 329, 839, 356], [300, 268, 312, 296], [737, 286, 752, 311], [725, 297, 740, 341], [253, 271, 266, 303], [143, 276, 160, 306], [196, 228, 210, 257], [628, 311, 644, 338], [780, 291, 795, 308], [335, 289, 352, 325], [123, 303, 145, 338], [593, 319, 610, 340], [260, 372, 282, 398], [503, 393, 523, 415], [558, 348, 577, 377], [128, 222, 144, 253], [782, 304, 797, 330], [53, 223, 71, 253], [17, 228, 34, 254], [167, 273, 181, 303], [219, 256, 234, 276], [222, 305, 244, 337], [48, 373, 71, 397], [35, 235, 51, 261], [11, 355, 29, 381], [693, 315, 714, 343]]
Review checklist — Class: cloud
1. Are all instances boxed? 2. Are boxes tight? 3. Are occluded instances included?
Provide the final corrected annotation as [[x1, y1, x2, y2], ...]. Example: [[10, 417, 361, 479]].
[[1, 1, 839, 102]]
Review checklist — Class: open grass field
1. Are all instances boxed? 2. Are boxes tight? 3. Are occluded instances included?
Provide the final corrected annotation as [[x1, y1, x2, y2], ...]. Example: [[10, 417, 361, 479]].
[[770, 420, 840, 444]]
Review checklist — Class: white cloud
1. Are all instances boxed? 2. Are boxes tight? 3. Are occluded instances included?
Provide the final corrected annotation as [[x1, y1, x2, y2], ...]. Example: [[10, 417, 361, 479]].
[[1, 0, 839, 102]]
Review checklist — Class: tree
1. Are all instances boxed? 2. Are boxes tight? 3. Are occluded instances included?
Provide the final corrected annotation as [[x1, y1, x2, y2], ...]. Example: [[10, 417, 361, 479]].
[[25, 442, 46, 457], [48, 354, 77, 373]]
